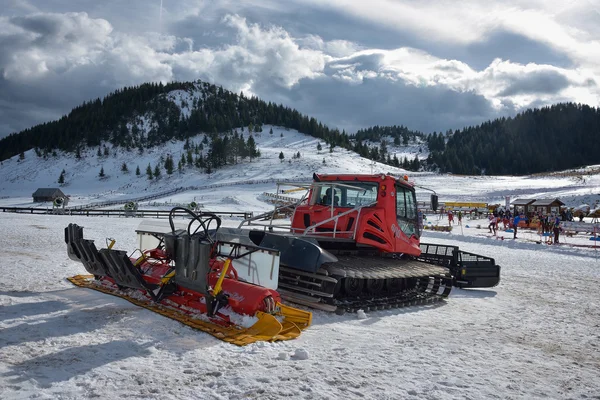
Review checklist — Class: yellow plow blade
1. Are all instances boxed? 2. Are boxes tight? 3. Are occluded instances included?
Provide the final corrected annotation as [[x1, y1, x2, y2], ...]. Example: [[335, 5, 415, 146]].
[[67, 275, 311, 346]]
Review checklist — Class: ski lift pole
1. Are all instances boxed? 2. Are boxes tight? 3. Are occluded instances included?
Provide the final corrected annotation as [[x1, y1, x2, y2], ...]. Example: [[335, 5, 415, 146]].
[[594, 226, 597, 261]]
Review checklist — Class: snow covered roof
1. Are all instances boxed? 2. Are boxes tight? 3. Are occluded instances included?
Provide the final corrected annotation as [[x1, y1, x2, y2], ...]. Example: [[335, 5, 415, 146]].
[[531, 198, 564, 206], [511, 198, 536, 206], [31, 188, 65, 197]]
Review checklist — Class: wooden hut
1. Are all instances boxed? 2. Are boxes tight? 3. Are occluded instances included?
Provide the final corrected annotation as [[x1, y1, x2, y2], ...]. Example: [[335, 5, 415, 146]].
[[511, 198, 535, 216], [32, 188, 66, 203], [530, 198, 565, 216]]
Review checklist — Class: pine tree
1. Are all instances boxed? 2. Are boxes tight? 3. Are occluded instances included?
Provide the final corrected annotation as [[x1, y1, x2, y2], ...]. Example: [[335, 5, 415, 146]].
[[97, 147, 102, 157], [103, 146, 109, 156], [269, 127, 273, 135], [121, 162, 128, 172], [146, 163, 153, 180], [164, 154, 174, 175], [19, 151, 25, 160], [247, 135, 259, 160], [279, 151, 285, 162], [99, 166, 105, 178], [153, 165, 161, 178], [58, 169, 65, 184], [136, 165, 141, 176], [317, 143, 322, 152]]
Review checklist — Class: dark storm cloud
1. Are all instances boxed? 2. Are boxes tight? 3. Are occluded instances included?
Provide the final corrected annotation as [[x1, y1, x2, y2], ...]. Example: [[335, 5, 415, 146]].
[[498, 70, 571, 97], [259, 75, 501, 134], [465, 30, 574, 71]]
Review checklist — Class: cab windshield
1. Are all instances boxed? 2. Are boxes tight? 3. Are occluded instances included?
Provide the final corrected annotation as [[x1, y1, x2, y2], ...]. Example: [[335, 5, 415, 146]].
[[312, 182, 378, 208]]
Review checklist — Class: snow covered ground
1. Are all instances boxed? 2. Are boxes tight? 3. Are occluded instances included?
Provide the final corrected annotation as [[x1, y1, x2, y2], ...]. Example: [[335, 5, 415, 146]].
[[1, 128, 600, 399]]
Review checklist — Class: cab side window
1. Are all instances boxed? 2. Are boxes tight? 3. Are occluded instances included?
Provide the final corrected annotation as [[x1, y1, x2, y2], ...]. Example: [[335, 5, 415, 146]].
[[395, 185, 418, 237]]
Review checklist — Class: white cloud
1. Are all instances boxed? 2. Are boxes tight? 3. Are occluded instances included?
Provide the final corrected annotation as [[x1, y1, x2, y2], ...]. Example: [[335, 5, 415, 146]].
[[0, 1, 599, 137]]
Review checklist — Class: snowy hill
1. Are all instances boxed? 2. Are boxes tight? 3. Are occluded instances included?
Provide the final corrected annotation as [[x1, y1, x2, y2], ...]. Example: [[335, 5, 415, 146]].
[[2, 126, 600, 210], [0, 125, 417, 208]]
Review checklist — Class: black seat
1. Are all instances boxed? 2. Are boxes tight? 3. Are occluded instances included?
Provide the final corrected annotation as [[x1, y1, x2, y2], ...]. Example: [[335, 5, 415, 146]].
[[171, 234, 211, 295], [322, 188, 339, 206]]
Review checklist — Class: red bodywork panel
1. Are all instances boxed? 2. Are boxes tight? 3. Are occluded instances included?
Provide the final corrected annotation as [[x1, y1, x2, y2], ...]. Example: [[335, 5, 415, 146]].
[[100, 257, 280, 317], [291, 174, 422, 257]]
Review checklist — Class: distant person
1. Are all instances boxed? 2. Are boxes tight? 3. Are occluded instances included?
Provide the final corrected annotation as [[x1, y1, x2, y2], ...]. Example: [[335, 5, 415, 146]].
[[488, 214, 496, 234], [448, 211, 454, 226], [540, 214, 548, 234], [513, 214, 525, 239], [553, 215, 561, 244], [457, 211, 463, 225]]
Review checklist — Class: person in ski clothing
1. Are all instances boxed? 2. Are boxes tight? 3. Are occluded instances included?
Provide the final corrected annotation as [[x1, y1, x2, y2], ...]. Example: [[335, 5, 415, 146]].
[[457, 211, 463, 225], [448, 211, 454, 226], [488, 214, 496, 234], [513, 214, 525, 239], [553, 215, 561, 244]]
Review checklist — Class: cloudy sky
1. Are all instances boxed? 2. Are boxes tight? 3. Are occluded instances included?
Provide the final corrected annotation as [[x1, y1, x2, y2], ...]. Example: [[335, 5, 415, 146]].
[[1, 0, 599, 138]]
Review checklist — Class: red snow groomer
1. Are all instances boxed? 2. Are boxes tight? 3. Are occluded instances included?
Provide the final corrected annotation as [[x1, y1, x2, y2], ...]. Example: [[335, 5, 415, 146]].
[[64, 208, 311, 345], [236, 173, 501, 313]]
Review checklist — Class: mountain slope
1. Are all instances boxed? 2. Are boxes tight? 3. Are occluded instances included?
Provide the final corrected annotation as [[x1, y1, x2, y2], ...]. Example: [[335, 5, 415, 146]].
[[429, 103, 600, 175], [0, 80, 351, 162], [0, 126, 412, 205]]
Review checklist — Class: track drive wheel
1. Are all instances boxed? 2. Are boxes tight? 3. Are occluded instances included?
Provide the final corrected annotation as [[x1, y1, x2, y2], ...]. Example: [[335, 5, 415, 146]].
[[365, 279, 384, 294], [385, 278, 403, 293], [343, 277, 363, 296]]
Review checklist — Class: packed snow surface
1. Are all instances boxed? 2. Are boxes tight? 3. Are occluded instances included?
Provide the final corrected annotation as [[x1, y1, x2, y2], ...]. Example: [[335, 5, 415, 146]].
[[1, 127, 600, 399]]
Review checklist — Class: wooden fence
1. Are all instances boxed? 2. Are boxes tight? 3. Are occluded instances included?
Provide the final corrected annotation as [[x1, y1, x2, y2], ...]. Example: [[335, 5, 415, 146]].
[[0, 207, 252, 219]]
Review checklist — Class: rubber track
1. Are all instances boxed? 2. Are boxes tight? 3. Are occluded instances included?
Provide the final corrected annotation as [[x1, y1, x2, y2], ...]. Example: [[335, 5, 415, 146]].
[[279, 257, 453, 313], [321, 255, 449, 279], [332, 276, 453, 313]]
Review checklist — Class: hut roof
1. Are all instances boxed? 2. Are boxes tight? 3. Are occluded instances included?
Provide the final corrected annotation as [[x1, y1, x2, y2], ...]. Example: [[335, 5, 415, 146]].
[[32, 188, 65, 197], [511, 198, 536, 206], [531, 198, 565, 206]]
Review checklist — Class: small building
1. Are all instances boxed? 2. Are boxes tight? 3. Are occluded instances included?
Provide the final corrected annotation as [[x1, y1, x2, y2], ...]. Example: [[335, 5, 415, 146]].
[[530, 198, 565, 216], [32, 188, 66, 203], [511, 198, 536, 216]]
